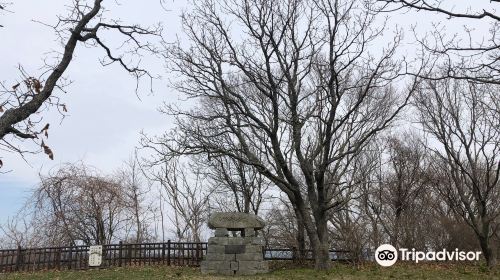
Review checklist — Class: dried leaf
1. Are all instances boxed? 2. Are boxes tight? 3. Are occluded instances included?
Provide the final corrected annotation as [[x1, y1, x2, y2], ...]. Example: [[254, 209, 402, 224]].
[[12, 83, 20, 91], [40, 123, 49, 133], [40, 123, 50, 138], [62, 104, 68, 112], [0, 106, 3, 113], [33, 79, 42, 94], [0, 159, 3, 169], [41, 141, 54, 160]]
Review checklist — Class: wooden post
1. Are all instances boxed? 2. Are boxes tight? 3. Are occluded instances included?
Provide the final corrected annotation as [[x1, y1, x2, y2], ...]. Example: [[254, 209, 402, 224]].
[[137, 244, 141, 266], [196, 243, 200, 263], [127, 244, 132, 265], [118, 241, 123, 267], [57, 248, 62, 270], [68, 247, 73, 270], [36, 248, 41, 271], [181, 243, 184, 266], [166, 240, 171, 266], [162, 243, 166, 264], [15, 246, 22, 272]]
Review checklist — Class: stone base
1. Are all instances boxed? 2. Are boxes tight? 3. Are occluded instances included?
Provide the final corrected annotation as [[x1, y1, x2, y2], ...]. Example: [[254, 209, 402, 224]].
[[201, 236, 269, 275], [201, 260, 268, 276]]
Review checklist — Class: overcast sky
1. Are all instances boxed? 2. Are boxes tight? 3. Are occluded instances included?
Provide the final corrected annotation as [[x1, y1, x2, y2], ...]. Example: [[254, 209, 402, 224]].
[[0, 0, 186, 222], [0, 0, 495, 223]]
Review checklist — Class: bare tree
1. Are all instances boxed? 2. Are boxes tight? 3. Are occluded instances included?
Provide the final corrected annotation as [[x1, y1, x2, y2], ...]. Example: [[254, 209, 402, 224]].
[[0, 213, 43, 248], [415, 75, 500, 267], [264, 198, 303, 249], [379, 0, 500, 84], [205, 156, 271, 215], [366, 133, 430, 248], [0, 0, 161, 167], [116, 155, 153, 243], [328, 203, 370, 264], [28, 163, 129, 246], [380, 1, 499, 22], [151, 0, 421, 269], [0, 2, 12, 28], [147, 156, 210, 242]]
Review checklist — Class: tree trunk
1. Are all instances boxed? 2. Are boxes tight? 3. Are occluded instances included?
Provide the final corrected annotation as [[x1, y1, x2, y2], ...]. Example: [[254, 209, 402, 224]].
[[391, 206, 402, 248], [314, 213, 331, 270], [479, 235, 497, 268], [295, 198, 331, 270], [134, 192, 141, 243], [293, 206, 306, 263]]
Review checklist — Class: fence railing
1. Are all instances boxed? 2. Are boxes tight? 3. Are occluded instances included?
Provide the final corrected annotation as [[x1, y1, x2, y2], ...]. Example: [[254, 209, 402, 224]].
[[0, 241, 349, 273], [264, 248, 351, 261]]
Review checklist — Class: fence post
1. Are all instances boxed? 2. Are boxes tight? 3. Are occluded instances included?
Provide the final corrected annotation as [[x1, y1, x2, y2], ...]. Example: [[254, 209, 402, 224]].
[[68, 247, 72, 270], [118, 241, 123, 267], [162, 243, 166, 264], [196, 243, 200, 263], [57, 247, 62, 270], [15, 245, 22, 272], [167, 240, 171, 266]]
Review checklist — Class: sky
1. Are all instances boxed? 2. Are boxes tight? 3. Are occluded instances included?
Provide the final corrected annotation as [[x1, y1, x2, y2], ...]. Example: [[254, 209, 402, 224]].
[[0, 0, 186, 222], [0, 0, 496, 223]]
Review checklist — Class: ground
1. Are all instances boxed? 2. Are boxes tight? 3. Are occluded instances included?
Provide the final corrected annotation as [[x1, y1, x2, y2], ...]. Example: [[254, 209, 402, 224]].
[[1, 262, 499, 280]]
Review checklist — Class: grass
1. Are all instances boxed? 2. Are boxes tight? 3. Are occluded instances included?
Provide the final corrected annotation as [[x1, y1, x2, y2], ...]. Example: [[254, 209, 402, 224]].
[[1, 262, 499, 280]]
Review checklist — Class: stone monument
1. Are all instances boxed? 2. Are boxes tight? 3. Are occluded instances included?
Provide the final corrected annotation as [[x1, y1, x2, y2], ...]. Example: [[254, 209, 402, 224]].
[[201, 212, 269, 275]]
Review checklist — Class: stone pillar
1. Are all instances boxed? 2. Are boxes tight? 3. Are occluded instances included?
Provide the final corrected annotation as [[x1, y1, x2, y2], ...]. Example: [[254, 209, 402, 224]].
[[201, 212, 269, 275], [244, 228, 256, 237], [215, 228, 229, 237]]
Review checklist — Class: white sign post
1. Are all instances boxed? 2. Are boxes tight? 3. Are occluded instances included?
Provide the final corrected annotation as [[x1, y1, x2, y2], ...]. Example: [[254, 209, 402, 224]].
[[88, 245, 103, 267]]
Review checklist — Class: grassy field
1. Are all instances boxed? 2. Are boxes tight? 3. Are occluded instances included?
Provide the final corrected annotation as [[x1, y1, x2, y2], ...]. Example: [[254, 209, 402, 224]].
[[1, 262, 499, 280]]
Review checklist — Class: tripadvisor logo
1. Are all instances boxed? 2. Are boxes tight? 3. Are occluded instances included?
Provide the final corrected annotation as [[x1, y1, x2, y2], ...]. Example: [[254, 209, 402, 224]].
[[375, 244, 482, 267], [375, 244, 398, 267]]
